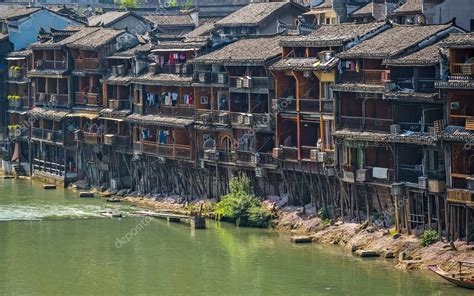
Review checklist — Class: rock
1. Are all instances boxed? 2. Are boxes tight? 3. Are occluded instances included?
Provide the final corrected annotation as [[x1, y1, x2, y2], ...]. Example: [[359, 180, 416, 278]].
[[366, 226, 376, 233], [290, 236, 313, 243], [359, 221, 369, 230], [384, 251, 396, 259], [392, 233, 401, 240], [43, 184, 56, 190], [397, 260, 422, 270], [79, 192, 94, 198], [334, 221, 344, 226], [399, 251, 412, 261], [351, 244, 358, 252], [355, 250, 380, 258]]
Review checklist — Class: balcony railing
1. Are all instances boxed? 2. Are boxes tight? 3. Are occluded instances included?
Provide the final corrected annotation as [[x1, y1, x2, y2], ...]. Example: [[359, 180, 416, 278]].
[[282, 146, 298, 161], [274, 98, 297, 112], [452, 63, 474, 76], [259, 152, 277, 167], [35, 93, 69, 107], [341, 69, 390, 84], [398, 164, 423, 183], [229, 76, 269, 91], [365, 118, 392, 133], [83, 132, 103, 145], [8, 97, 29, 109], [340, 116, 363, 130], [175, 145, 192, 160], [109, 99, 131, 110], [33, 159, 65, 177], [75, 58, 101, 71], [157, 63, 192, 75], [8, 68, 28, 81], [235, 150, 257, 165], [104, 135, 131, 149], [40, 59, 67, 70], [31, 128, 64, 143], [299, 98, 319, 113], [76, 92, 100, 106]]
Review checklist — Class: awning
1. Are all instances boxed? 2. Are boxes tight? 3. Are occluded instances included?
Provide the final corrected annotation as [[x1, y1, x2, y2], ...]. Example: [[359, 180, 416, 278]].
[[125, 113, 194, 128], [6, 57, 25, 61]]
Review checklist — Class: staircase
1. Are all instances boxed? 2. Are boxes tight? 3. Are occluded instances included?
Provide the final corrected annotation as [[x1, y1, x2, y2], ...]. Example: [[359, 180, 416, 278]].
[[12, 163, 27, 177]]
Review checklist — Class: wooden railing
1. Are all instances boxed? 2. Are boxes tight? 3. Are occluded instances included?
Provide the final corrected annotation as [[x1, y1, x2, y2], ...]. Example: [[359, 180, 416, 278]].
[[75, 58, 101, 71], [33, 159, 65, 176], [76, 92, 100, 106], [340, 116, 363, 130], [41, 59, 67, 70], [175, 145, 192, 159], [35, 93, 68, 107], [83, 132, 103, 145], [282, 146, 298, 161], [31, 128, 64, 143], [341, 69, 390, 84], [8, 68, 28, 81], [365, 118, 392, 132], [299, 98, 319, 113], [8, 97, 29, 109], [451, 63, 474, 76]]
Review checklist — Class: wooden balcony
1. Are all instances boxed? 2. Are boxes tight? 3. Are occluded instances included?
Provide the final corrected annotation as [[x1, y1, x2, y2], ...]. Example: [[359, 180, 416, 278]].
[[76, 92, 100, 106], [7, 68, 28, 82], [282, 146, 298, 161], [109, 99, 130, 110], [229, 76, 269, 93], [75, 58, 101, 72], [83, 132, 103, 145], [451, 63, 474, 76], [31, 128, 64, 144], [8, 97, 29, 109], [340, 69, 390, 85], [235, 150, 258, 166], [447, 189, 474, 203], [157, 63, 192, 75], [104, 135, 131, 149], [274, 98, 297, 113], [339, 116, 392, 132], [35, 93, 69, 107], [175, 145, 192, 160], [136, 141, 190, 159], [299, 98, 319, 113], [40, 59, 67, 70]]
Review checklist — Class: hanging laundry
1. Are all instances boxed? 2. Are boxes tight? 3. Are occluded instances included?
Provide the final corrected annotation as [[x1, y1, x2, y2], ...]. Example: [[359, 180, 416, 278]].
[[171, 93, 178, 106]]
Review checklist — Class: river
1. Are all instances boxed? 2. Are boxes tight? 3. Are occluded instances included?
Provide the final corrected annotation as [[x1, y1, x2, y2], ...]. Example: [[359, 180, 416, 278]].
[[0, 178, 470, 295]]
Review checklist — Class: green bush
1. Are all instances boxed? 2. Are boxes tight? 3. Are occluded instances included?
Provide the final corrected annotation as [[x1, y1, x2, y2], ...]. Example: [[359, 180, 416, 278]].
[[248, 206, 271, 228], [215, 176, 269, 228], [420, 229, 440, 247], [318, 207, 330, 220]]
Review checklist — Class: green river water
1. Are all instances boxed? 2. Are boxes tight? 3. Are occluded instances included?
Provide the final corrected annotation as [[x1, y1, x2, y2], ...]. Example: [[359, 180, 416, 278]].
[[0, 178, 471, 295]]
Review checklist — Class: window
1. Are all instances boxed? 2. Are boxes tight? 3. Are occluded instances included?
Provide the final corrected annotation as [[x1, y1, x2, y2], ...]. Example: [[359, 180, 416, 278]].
[[320, 82, 332, 100], [470, 19, 474, 32]]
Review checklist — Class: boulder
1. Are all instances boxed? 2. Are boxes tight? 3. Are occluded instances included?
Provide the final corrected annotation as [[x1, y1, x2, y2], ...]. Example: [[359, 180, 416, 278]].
[[290, 236, 313, 243], [355, 250, 380, 258], [384, 251, 396, 259], [398, 251, 412, 261], [392, 233, 401, 240]]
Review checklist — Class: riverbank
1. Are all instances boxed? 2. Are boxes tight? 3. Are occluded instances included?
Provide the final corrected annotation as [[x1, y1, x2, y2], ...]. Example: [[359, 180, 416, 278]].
[[118, 193, 473, 274]]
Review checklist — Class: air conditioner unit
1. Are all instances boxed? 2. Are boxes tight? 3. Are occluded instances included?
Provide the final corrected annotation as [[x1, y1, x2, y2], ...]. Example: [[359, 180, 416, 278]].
[[111, 65, 118, 76], [74, 130, 83, 141], [200, 113, 212, 124], [381, 70, 391, 82], [390, 124, 401, 134], [50, 94, 58, 103], [242, 77, 253, 88], [244, 114, 253, 125], [255, 167, 266, 178], [310, 149, 319, 161], [236, 77, 243, 88], [148, 63, 157, 74], [104, 134, 115, 145], [418, 176, 428, 190], [198, 72, 209, 83], [117, 65, 126, 76], [218, 113, 230, 125], [390, 183, 404, 196], [46, 132, 53, 141], [217, 73, 227, 84], [237, 114, 245, 124], [317, 152, 326, 163], [428, 179, 445, 193], [204, 149, 219, 161], [272, 147, 283, 159], [356, 169, 371, 182]]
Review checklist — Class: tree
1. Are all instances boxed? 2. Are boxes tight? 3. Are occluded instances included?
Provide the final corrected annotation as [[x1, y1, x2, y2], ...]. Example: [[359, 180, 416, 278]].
[[116, 0, 137, 10]]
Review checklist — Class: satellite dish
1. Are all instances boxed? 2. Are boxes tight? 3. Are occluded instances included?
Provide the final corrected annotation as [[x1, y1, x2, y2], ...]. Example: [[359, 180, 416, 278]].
[[67, 124, 76, 132]]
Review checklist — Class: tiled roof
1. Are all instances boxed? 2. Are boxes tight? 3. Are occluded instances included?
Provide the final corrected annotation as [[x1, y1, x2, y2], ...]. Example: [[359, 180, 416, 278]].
[[110, 43, 151, 58], [28, 108, 69, 121], [125, 113, 194, 127], [88, 11, 130, 26], [185, 21, 216, 38], [132, 73, 193, 86], [215, 2, 300, 27], [270, 57, 338, 71], [30, 27, 100, 49], [313, 0, 332, 10], [391, 0, 422, 16], [339, 23, 456, 59], [350, 2, 374, 17], [281, 22, 387, 48], [0, 7, 40, 20], [383, 43, 444, 66], [441, 33, 474, 49], [191, 35, 285, 65], [151, 39, 208, 51], [144, 14, 195, 27], [68, 28, 126, 50]]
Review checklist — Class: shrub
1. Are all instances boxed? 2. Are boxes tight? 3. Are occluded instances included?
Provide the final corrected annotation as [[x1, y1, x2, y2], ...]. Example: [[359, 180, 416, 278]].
[[318, 207, 330, 220], [468, 223, 474, 242], [420, 229, 440, 247], [248, 206, 271, 228], [215, 176, 269, 228]]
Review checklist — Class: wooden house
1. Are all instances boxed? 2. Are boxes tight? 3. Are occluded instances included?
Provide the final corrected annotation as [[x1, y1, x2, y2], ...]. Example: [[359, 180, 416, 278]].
[[334, 22, 462, 229], [436, 32, 474, 241], [269, 21, 389, 207]]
